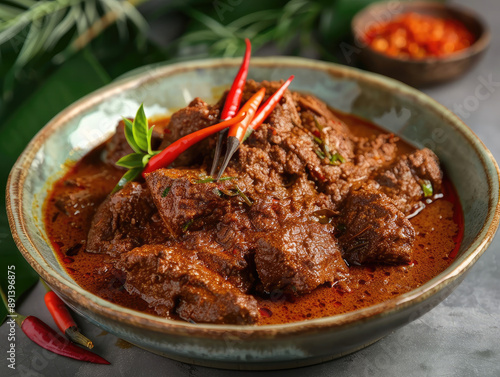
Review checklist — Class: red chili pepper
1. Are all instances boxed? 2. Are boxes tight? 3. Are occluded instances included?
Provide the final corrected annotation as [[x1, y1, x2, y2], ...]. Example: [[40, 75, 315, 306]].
[[0, 286, 109, 364], [142, 112, 247, 176], [210, 38, 252, 176], [215, 88, 266, 179], [42, 280, 93, 349], [221, 38, 252, 119], [20, 315, 109, 364], [248, 75, 294, 133], [228, 87, 266, 141]]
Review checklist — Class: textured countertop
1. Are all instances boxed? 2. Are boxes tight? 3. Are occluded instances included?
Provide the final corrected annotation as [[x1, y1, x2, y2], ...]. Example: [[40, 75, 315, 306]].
[[2, 0, 499, 376]]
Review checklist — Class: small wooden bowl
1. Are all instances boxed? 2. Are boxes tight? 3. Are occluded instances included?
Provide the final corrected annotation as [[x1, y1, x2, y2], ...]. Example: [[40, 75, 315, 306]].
[[351, 1, 490, 87]]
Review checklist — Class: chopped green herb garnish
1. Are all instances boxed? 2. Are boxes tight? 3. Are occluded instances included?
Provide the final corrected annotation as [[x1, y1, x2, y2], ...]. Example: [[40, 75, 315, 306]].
[[419, 179, 433, 197], [218, 185, 253, 206], [329, 152, 346, 165], [234, 185, 253, 206], [161, 187, 171, 197], [314, 116, 324, 131], [195, 176, 238, 184], [182, 219, 194, 232], [314, 149, 326, 160], [313, 136, 323, 145]]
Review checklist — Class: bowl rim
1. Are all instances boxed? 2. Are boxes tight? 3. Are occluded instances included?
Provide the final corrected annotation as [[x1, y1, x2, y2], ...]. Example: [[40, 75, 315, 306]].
[[6, 56, 500, 338], [351, 0, 491, 64]]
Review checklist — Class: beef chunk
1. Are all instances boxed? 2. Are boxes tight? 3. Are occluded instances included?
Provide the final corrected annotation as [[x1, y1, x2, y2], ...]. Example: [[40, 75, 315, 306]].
[[86, 182, 170, 257], [254, 222, 348, 294], [145, 168, 249, 238], [105, 119, 164, 167], [372, 148, 443, 214], [119, 245, 259, 324], [338, 188, 415, 265], [159, 98, 220, 167]]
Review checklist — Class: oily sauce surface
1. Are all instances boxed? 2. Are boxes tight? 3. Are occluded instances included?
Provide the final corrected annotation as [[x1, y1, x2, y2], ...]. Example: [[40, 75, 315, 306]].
[[43, 112, 463, 325]]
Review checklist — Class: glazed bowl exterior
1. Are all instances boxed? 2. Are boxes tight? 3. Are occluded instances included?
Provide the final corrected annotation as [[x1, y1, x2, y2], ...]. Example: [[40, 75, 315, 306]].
[[6, 57, 500, 370], [351, 1, 490, 87]]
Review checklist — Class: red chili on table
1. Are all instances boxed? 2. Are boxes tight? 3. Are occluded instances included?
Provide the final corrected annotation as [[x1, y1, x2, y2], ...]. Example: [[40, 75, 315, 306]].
[[42, 281, 94, 349], [0, 285, 109, 364]]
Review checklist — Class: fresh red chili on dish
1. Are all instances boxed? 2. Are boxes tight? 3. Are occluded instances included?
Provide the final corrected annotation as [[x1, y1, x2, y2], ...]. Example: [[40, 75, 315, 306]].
[[244, 76, 295, 141], [221, 38, 252, 119], [142, 112, 247, 175], [216, 87, 266, 179], [211, 38, 252, 176]]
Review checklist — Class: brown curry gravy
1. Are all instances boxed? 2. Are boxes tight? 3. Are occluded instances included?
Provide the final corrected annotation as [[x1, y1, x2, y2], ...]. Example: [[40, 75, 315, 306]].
[[43, 111, 463, 325]]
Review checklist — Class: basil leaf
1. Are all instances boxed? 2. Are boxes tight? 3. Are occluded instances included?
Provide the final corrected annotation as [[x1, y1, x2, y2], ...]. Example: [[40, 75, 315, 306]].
[[142, 154, 151, 167], [132, 104, 149, 152], [147, 125, 155, 155], [112, 167, 142, 194], [115, 153, 145, 169], [123, 118, 141, 153]]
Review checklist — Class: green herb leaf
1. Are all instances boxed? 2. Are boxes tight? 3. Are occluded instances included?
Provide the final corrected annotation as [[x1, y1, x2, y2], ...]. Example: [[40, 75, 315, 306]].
[[195, 176, 238, 184], [330, 152, 346, 165], [420, 179, 433, 197], [123, 118, 142, 154], [313, 136, 323, 145], [314, 149, 325, 160], [314, 116, 324, 131], [142, 154, 151, 167], [132, 104, 149, 152], [112, 167, 142, 194], [116, 153, 146, 169], [162, 187, 171, 197], [147, 125, 155, 155], [182, 219, 194, 232], [235, 185, 253, 206]]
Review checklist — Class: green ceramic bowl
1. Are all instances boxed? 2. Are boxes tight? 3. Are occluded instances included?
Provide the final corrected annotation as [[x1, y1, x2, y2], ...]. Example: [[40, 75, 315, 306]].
[[7, 57, 500, 370]]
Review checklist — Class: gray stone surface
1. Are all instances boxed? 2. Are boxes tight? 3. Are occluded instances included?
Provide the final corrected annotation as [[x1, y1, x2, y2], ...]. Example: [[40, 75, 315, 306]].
[[1, 0, 499, 376]]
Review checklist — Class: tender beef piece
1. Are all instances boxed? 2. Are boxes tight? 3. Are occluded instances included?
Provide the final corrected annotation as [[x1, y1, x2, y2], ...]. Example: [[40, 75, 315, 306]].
[[105, 119, 164, 167], [182, 224, 255, 293], [254, 222, 348, 294], [235, 85, 399, 209], [145, 168, 250, 238], [338, 188, 415, 265], [371, 148, 443, 214], [86, 182, 170, 257], [119, 245, 259, 324], [159, 98, 220, 167]]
